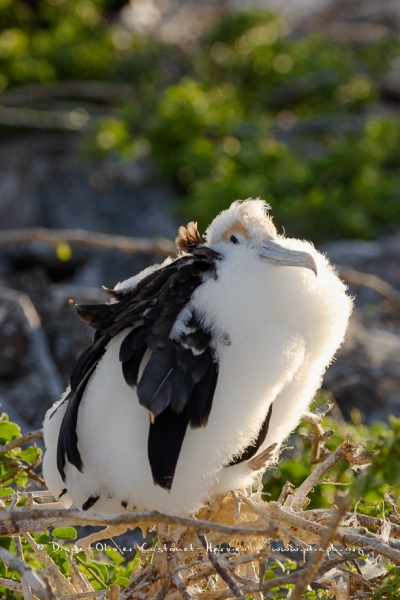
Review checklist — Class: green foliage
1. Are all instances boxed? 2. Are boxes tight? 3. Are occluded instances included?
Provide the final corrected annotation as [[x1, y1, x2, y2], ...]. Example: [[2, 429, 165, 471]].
[[265, 396, 346, 508], [0, 412, 146, 595], [0, 413, 42, 493], [265, 396, 400, 520], [146, 12, 400, 241], [200, 11, 382, 115], [52, 526, 78, 540], [1, 5, 400, 241], [351, 416, 400, 517], [0, 0, 172, 88], [373, 564, 400, 600]]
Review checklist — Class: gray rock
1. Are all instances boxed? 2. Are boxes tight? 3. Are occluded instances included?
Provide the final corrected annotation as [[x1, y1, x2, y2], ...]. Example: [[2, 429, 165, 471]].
[[322, 234, 400, 423], [0, 134, 180, 430]]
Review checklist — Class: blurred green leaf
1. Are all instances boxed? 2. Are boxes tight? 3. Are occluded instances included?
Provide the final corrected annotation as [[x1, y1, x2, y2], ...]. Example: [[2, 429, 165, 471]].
[[52, 527, 78, 540], [0, 418, 21, 443]]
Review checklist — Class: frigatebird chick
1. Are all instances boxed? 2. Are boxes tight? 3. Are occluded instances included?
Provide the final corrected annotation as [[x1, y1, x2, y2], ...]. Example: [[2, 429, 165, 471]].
[[43, 199, 353, 516]]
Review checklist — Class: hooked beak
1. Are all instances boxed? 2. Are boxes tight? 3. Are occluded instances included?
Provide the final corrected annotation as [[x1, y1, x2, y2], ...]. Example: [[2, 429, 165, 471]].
[[258, 239, 318, 276]]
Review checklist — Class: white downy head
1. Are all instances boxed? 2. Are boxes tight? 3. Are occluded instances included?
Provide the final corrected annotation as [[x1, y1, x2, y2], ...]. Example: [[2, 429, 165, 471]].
[[205, 199, 317, 275]]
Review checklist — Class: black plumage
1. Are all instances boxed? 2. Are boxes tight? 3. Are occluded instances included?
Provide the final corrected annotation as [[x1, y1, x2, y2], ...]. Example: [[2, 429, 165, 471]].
[[56, 246, 224, 489], [82, 494, 100, 511], [147, 407, 189, 490]]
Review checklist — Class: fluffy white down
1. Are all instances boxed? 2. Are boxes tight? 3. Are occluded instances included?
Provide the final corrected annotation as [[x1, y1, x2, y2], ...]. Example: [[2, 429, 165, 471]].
[[43, 205, 352, 516]]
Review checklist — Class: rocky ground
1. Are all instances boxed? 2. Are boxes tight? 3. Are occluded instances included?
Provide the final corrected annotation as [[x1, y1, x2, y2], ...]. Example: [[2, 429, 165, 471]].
[[0, 0, 399, 432], [0, 133, 179, 430], [324, 235, 400, 423]]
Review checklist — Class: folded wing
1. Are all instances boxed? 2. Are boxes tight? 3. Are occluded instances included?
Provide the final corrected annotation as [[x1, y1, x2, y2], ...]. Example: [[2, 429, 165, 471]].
[[56, 246, 221, 490]]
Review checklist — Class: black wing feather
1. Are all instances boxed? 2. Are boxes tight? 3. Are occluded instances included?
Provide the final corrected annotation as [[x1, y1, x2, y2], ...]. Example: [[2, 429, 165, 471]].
[[121, 345, 147, 388], [184, 356, 219, 428], [147, 407, 189, 490], [57, 338, 108, 479], [136, 345, 175, 418], [56, 246, 221, 489], [169, 368, 195, 414]]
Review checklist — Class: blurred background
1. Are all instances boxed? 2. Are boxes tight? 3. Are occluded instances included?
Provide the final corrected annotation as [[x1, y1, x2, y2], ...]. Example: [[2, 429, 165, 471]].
[[0, 0, 400, 431]]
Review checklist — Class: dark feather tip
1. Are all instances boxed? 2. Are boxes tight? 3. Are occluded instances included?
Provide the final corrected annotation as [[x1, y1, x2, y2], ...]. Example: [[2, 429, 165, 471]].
[[82, 495, 100, 511], [75, 306, 94, 325], [102, 285, 120, 300]]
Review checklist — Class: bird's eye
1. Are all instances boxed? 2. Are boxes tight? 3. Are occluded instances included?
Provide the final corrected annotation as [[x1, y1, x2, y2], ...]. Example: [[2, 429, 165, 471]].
[[230, 235, 240, 245]]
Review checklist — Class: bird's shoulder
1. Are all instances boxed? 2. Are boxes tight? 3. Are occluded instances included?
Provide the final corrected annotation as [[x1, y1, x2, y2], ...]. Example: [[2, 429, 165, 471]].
[[74, 245, 220, 337]]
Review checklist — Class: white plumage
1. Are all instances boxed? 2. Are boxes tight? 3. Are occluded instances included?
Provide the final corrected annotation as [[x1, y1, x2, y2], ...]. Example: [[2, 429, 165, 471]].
[[43, 199, 352, 516]]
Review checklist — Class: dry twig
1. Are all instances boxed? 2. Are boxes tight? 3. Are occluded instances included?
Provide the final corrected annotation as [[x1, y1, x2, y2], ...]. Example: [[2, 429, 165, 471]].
[[0, 227, 175, 257], [290, 496, 351, 600], [0, 430, 43, 455], [0, 546, 53, 600], [0, 405, 395, 599], [284, 434, 370, 511]]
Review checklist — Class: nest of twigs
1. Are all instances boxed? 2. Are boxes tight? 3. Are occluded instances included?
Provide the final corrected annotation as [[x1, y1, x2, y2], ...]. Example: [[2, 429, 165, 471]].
[[0, 404, 399, 600]]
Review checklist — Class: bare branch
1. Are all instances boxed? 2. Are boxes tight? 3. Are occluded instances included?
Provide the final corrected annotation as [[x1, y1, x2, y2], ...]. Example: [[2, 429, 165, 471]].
[[23, 532, 76, 595], [237, 492, 304, 549], [266, 502, 400, 565], [303, 509, 400, 539], [247, 443, 278, 471], [14, 535, 34, 600], [337, 265, 400, 302], [301, 399, 334, 464], [0, 547, 52, 600], [0, 576, 24, 594], [197, 530, 245, 599], [0, 227, 176, 257], [77, 525, 129, 550], [284, 435, 370, 511], [58, 593, 110, 600], [0, 430, 43, 454], [290, 496, 350, 600], [0, 507, 277, 539], [190, 554, 360, 600], [0, 104, 94, 131], [338, 566, 376, 593], [171, 570, 196, 600]]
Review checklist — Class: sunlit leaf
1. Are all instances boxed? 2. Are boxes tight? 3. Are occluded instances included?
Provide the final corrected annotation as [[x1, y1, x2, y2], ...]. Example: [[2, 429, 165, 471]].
[[52, 527, 78, 540]]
